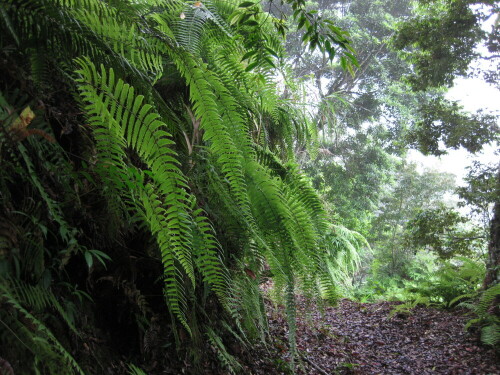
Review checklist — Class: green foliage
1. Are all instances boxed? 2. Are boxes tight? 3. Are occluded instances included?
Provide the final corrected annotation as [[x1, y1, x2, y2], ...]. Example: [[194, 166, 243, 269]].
[[405, 205, 485, 259], [0, 84, 91, 371], [206, 327, 242, 374], [304, 137, 396, 235], [369, 162, 457, 277], [320, 224, 369, 296], [406, 97, 499, 155], [74, 58, 228, 332], [410, 257, 485, 306], [234, 0, 358, 67], [391, 0, 499, 157], [456, 161, 499, 225], [284, 0, 418, 155], [358, 254, 486, 307], [388, 295, 431, 318], [128, 364, 148, 375], [0, 280, 84, 375], [392, 0, 485, 90], [462, 283, 500, 347], [0, 0, 364, 371]]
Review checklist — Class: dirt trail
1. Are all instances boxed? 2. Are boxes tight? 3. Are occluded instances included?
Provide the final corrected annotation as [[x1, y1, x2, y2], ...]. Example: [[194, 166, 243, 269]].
[[250, 298, 499, 374]]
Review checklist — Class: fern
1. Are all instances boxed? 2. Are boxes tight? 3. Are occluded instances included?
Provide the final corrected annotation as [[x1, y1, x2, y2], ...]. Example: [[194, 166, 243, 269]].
[[206, 326, 242, 374], [128, 363, 148, 375], [480, 323, 499, 347], [172, 0, 233, 55], [74, 58, 229, 332], [7, 278, 78, 334], [463, 284, 500, 346], [226, 268, 267, 341], [319, 224, 369, 297], [170, 50, 252, 220], [1, 0, 360, 371], [0, 92, 76, 245], [0, 281, 84, 375], [388, 296, 431, 318], [73, 6, 164, 81]]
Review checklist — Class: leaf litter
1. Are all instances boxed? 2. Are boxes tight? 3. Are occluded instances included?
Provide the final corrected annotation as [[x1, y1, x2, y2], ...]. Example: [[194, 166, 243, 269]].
[[244, 296, 499, 375]]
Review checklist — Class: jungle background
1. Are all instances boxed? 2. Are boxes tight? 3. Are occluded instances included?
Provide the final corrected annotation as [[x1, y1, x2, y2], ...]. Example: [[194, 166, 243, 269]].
[[0, 0, 499, 374]]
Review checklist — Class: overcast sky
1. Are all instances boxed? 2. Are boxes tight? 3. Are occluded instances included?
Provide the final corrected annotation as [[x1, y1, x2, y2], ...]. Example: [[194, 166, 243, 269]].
[[409, 9, 499, 184], [408, 77, 499, 185]]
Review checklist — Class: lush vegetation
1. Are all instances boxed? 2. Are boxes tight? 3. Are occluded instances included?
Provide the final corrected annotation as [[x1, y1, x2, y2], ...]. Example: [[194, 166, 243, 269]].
[[0, 0, 498, 374], [288, 0, 499, 350]]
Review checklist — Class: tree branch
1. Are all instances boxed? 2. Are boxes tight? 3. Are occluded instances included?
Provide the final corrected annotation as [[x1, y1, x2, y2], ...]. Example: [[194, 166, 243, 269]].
[[481, 55, 500, 61], [301, 354, 330, 375]]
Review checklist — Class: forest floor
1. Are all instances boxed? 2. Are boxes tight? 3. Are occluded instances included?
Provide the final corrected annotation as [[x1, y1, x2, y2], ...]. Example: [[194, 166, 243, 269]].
[[244, 295, 499, 375]]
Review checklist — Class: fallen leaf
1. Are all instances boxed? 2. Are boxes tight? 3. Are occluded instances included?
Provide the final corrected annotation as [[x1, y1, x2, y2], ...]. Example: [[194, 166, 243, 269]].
[[10, 106, 35, 132]]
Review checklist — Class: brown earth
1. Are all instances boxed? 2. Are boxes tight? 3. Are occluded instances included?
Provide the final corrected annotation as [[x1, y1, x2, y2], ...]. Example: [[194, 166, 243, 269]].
[[243, 298, 499, 375]]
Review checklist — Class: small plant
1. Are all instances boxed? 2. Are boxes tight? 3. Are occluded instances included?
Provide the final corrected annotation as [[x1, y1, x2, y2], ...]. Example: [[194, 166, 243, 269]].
[[128, 364, 148, 375], [334, 362, 359, 374], [388, 295, 431, 318], [206, 327, 242, 374], [461, 284, 500, 347]]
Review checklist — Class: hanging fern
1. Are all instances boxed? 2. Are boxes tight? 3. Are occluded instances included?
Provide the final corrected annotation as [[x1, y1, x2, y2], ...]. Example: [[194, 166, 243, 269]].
[[0, 281, 84, 375], [206, 326, 242, 374], [170, 50, 253, 220], [1, 0, 360, 371], [74, 58, 229, 331]]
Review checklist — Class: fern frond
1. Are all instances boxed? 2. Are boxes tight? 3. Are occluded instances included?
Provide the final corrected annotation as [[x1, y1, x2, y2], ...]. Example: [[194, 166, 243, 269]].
[[206, 326, 242, 374], [1, 104, 76, 245], [0, 4, 19, 45], [75, 58, 229, 332], [7, 279, 78, 334], [171, 50, 252, 218], [320, 224, 369, 296], [73, 6, 164, 81], [2, 0, 161, 93], [460, 283, 500, 346], [480, 323, 500, 346], [0, 282, 84, 375], [172, 0, 233, 54], [128, 363, 148, 375], [477, 283, 500, 315], [226, 269, 267, 341]]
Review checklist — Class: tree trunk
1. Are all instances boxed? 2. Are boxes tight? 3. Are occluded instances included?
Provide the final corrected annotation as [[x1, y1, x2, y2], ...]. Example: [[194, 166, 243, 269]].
[[483, 165, 500, 289]]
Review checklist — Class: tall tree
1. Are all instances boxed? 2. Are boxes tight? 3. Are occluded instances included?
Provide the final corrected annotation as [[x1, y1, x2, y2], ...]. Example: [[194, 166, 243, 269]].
[[370, 162, 456, 276], [303, 134, 396, 235], [393, 0, 500, 90], [394, 0, 500, 289]]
